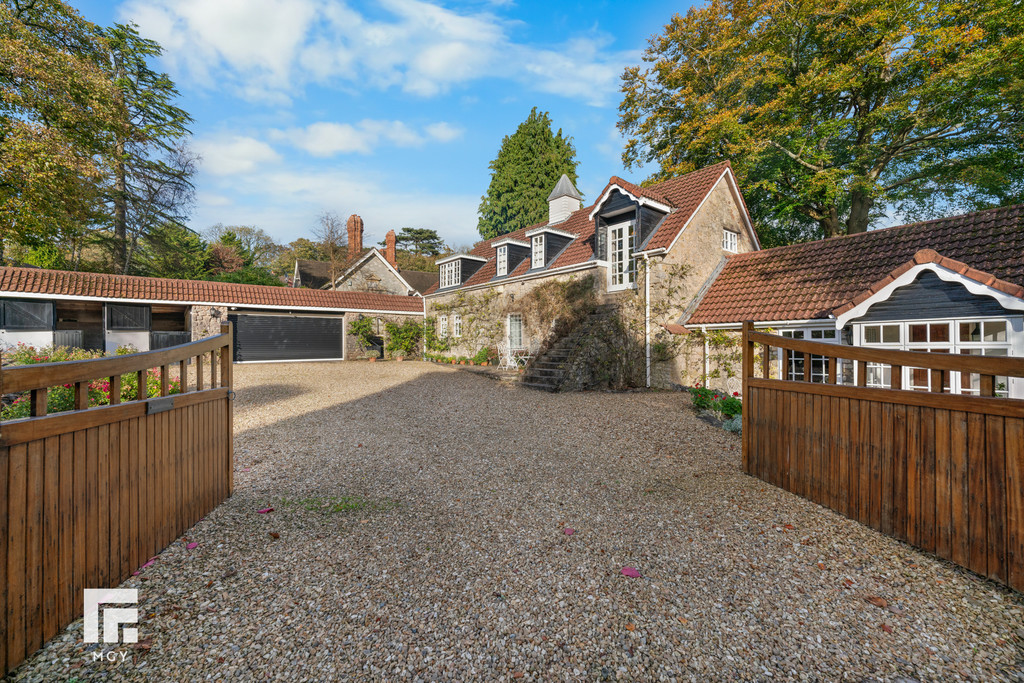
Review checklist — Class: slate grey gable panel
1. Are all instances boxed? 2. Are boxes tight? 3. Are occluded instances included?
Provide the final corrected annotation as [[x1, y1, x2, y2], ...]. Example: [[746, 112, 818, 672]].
[[598, 189, 637, 217], [460, 258, 484, 283], [545, 234, 572, 263], [852, 271, 1014, 323], [637, 207, 666, 250]]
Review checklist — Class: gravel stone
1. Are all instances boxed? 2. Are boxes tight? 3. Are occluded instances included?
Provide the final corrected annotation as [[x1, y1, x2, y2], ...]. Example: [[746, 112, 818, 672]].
[[8, 361, 1024, 681]]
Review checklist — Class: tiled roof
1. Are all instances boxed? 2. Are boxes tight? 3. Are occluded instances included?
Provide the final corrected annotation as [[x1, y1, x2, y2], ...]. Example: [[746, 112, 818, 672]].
[[423, 162, 735, 295], [399, 269, 438, 294], [687, 204, 1024, 325], [293, 259, 333, 289], [0, 267, 425, 313]]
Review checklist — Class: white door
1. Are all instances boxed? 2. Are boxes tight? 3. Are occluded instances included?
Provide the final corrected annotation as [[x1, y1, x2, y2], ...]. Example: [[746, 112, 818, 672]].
[[608, 221, 635, 290]]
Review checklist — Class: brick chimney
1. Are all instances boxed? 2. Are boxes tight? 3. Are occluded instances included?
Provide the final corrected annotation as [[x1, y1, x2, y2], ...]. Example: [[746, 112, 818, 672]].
[[384, 230, 397, 268], [347, 214, 363, 261]]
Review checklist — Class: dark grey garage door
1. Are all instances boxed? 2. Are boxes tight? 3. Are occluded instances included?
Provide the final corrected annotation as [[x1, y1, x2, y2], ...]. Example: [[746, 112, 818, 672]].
[[228, 314, 344, 362]]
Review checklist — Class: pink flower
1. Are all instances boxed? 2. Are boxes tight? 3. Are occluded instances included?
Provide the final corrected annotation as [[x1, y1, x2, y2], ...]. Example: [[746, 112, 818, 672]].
[[733, 392, 740, 397]]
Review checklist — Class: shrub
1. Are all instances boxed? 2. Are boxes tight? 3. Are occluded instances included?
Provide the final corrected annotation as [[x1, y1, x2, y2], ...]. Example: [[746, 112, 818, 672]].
[[688, 384, 743, 420], [384, 320, 422, 357], [424, 316, 451, 352], [472, 347, 496, 364], [688, 384, 717, 411]]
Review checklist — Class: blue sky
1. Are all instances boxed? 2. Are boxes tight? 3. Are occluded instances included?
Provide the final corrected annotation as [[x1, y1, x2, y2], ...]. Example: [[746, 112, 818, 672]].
[[71, 0, 689, 249]]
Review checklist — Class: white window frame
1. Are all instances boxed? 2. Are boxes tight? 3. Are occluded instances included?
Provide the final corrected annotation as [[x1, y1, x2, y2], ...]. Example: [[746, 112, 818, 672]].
[[452, 313, 462, 338], [776, 327, 841, 382], [438, 315, 448, 338], [722, 230, 738, 253], [855, 316, 1015, 397], [531, 236, 545, 269], [439, 261, 461, 289], [496, 246, 508, 276], [608, 220, 636, 291], [507, 313, 524, 350]]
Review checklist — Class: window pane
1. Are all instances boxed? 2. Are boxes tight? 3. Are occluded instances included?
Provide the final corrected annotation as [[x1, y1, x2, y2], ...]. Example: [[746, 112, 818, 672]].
[[983, 321, 1007, 342], [822, 329, 837, 339], [909, 324, 928, 343], [960, 321, 980, 342], [882, 325, 900, 343], [864, 326, 880, 344], [930, 323, 949, 343]]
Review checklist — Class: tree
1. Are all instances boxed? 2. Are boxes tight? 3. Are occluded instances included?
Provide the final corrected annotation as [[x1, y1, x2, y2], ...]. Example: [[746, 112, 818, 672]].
[[102, 23, 196, 274], [204, 224, 283, 270], [313, 211, 348, 289], [0, 0, 122, 260], [382, 227, 445, 256], [270, 237, 327, 278], [477, 108, 579, 239], [619, 0, 1024, 240], [136, 223, 209, 279]]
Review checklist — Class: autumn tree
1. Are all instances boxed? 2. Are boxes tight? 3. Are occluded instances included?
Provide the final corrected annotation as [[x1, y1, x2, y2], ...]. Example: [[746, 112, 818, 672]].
[[270, 237, 327, 277], [619, 0, 1024, 241], [477, 108, 579, 239], [0, 0, 122, 259]]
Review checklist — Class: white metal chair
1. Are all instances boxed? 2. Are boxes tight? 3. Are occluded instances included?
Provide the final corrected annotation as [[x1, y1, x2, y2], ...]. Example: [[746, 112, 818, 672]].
[[497, 341, 516, 370]]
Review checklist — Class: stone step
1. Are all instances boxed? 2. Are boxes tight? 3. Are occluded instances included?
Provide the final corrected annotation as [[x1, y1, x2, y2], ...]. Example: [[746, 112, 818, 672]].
[[521, 381, 558, 392]]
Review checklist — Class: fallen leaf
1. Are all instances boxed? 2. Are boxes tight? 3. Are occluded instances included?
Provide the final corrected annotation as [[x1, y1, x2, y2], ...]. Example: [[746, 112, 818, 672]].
[[625, 623, 636, 632], [241, 467, 251, 472], [206, 581, 214, 588], [564, 528, 575, 536], [269, 532, 280, 540], [817, 562, 826, 570], [221, 568, 238, 579], [880, 623, 893, 633], [621, 567, 641, 578], [257, 507, 274, 514], [866, 596, 888, 608], [677, 617, 688, 625], [784, 524, 795, 530], [186, 542, 198, 550], [842, 579, 854, 588], [133, 638, 153, 650], [512, 672, 524, 679]]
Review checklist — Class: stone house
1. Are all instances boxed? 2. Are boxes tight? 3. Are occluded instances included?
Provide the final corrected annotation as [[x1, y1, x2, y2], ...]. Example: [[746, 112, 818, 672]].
[[0, 266, 424, 362], [422, 162, 760, 389], [292, 215, 438, 297], [684, 204, 1024, 398]]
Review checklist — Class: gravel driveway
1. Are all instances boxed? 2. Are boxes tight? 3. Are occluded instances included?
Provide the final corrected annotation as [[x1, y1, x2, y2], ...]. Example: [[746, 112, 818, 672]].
[[8, 361, 1024, 681]]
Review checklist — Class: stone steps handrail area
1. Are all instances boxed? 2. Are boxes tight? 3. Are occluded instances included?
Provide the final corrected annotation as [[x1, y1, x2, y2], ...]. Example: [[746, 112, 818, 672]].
[[740, 321, 1024, 594], [1, 325, 236, 675]]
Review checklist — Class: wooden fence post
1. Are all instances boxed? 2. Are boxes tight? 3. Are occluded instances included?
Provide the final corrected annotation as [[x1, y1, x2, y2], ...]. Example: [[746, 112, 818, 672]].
[[742, 321, 754, 474]]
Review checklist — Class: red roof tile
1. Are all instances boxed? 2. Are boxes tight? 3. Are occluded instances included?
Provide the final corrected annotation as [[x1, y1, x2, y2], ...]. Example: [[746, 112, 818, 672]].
[[423, 162, 735, 295], [0, 267, 424, 313], [688, 205, 1024, 325]]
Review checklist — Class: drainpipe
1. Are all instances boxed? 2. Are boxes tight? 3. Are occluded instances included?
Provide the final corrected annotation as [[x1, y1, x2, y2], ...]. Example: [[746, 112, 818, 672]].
[[702, 325, 710, 384], [644, 254, 651, 388]]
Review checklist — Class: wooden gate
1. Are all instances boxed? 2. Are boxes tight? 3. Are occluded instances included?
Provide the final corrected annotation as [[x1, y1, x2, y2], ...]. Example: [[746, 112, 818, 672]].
[[1, 325, 234, 674], [740, 322, 1024, 593]]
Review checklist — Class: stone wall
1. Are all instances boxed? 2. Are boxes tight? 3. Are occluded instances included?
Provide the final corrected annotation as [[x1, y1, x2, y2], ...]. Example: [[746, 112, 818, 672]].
[[336, 255, 411, 296], [424, 270, 603, 360], [190, 306, 228, 341]]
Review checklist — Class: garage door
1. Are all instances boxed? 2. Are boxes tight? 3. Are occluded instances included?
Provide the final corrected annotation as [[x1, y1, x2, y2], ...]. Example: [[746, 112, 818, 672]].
[[228, 314, 344, 362]]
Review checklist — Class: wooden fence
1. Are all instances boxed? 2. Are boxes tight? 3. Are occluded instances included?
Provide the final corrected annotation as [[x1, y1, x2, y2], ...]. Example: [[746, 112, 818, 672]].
[[1, 325, 234, 675], [741, 322, 1024, 593]]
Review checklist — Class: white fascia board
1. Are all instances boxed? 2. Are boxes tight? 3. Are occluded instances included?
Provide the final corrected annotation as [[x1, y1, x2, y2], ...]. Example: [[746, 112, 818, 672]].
[[588, 184, 672, 221], [424, 261, 598, 298], [525, 226, 577, 240], [436, 254, 488, 265], [0, 291, 424, 317], [834, 262, 1024, 328], [490, 238, 531, 248]]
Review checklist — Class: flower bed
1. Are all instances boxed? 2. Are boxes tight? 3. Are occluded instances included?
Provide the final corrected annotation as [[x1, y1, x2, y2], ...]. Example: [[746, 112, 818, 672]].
[[688, 383, 742, 433]]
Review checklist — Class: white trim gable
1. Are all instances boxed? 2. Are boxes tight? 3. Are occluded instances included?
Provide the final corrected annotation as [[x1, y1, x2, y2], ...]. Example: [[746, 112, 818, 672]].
[[834, 262, 1024, 328], [332, 249, 423, 297], [436, 253, 488, 265], [588, 184, 672, 220], [524, 226, 577, 240], [642, 167, 760, 256]]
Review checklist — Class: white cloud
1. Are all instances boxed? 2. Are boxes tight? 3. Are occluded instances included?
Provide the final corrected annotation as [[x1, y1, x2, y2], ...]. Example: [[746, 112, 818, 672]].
[[425, 122, 464, 143], [191, 165, 481, 246], [119, 0, 636, 106], [193, 136, 282, 176], [271, 119, 462, 156]]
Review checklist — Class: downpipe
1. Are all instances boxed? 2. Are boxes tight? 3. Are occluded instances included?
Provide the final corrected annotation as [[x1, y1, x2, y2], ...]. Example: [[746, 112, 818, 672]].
[[644, 254, 651, 389]]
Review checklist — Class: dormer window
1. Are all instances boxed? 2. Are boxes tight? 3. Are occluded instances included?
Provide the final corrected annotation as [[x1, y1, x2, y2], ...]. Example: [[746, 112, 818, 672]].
[[531, 235, 545, 269], [440, 261, 461, 289], [496, 245, 508, 276], [722, 230, 738, 253]]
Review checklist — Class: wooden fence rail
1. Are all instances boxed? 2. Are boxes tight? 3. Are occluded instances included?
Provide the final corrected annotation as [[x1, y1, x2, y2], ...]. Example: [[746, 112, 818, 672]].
[[741, 321, 1024, 593], [1, 325, 234, 675]]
